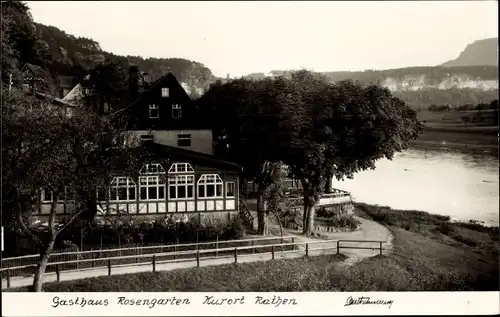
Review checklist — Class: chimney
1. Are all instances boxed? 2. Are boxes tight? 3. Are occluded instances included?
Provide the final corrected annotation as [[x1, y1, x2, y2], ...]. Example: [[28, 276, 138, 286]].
[[142, 72, 149, 84], [129, 65, 139, 102]]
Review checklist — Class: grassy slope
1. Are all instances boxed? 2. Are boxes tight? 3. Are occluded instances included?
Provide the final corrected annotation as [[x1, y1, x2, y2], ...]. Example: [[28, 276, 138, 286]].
[[9, 204, 499, 292], [351, 203, 499, 291], [413, 110, 498, 151]]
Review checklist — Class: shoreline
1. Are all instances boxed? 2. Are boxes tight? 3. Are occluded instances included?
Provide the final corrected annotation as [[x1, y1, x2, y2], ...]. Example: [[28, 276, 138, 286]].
[[352, 202, 499, 229], [410, 140, 498, 155]]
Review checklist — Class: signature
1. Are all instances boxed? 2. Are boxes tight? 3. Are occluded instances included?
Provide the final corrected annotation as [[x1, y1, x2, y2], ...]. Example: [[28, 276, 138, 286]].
[[345, 296, 393, 309]]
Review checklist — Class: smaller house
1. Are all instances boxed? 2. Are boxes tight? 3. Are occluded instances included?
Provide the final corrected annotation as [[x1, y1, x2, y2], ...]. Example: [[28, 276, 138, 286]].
[[20, 63, 52, 94], [57, 76, 75, 99], [61, 74, 92, 104]]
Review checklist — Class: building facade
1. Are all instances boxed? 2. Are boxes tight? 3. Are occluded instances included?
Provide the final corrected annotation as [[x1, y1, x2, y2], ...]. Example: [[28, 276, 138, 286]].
[[35, 67, 242, 225]]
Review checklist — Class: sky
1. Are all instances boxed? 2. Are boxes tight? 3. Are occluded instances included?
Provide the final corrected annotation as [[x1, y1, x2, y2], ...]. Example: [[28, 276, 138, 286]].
[[27, 1, 498, 78]]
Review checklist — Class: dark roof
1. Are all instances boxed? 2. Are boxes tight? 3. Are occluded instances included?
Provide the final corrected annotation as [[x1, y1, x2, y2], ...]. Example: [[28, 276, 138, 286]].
[[35, 92, 79, 108], [112, 72, 190, 118], [143, 142, 242, 171], [21, 63, 50, 77]]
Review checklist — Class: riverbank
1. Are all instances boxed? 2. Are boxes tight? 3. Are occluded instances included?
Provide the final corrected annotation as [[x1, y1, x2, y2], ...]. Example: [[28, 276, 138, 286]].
[[414, 110, 498, 154], [7, 204, 498, 292], [411, 128, 498, 154]]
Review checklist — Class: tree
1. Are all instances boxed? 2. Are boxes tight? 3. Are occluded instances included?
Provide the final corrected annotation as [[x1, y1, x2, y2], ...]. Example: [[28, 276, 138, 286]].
[[83, 61, 129, 113], [274, 71, 423, 234], [197, 77, 291, 234], [2, 86, 144, 291], [199, 70, 423, 236]]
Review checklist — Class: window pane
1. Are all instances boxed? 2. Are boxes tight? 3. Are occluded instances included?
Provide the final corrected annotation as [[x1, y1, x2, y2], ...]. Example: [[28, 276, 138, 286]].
[[97, 187, 106, 201], [207, 184, 215, 197], [172, 109, 182, 118], [129, 187, 136, 200], [41, 189, 50, 201], [169, 186, 176, 199], [187, 185, 194, 198], [178, 186, 186, 198], [216, 184, 222, 197], [140, 187, 147, 200], [150, 109, 159, 118], [159, 186, 165, 199], [118, 188, 127, 200], [198, 185, 205, 198], [226, 182, 235, 197], [110, 188, 118, 201], [148, 187, 158, 200]]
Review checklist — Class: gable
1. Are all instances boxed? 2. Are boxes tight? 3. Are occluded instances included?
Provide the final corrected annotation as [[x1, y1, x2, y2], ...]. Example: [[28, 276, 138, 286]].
[[124, 73, 205, 130]]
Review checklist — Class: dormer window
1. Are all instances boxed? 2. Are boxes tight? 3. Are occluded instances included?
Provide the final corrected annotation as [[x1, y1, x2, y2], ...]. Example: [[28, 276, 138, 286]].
[[149, 104, 159, 118], [172, 104, 182, 118], [161, 87, 169, 97]]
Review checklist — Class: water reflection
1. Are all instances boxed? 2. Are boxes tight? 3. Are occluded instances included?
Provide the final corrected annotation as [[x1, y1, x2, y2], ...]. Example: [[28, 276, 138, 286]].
[[337, 148, 499, 226]]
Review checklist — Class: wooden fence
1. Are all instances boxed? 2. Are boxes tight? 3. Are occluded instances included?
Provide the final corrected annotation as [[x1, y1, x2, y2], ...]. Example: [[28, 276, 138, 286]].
[[1, 237, 387, 289]]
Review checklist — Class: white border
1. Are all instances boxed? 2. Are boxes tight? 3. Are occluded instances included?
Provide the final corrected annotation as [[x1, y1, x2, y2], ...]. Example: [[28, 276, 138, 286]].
[[2, 292, 499, 316]]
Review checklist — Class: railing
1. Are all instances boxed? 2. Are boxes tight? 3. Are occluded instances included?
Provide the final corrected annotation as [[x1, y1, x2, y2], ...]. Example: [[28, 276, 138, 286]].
[[239, 199, 254, 230], [1, 235, 295, 280], [1, 238, 387, 289]]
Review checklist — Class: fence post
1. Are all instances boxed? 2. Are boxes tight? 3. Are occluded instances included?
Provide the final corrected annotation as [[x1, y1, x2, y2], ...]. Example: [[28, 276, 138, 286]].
[[251, 240, 254, 254], [234, 248, 238, 264], [136, 248, 139, 264], [379, 242, 383, 256], [6, 270, 10, 288], [152, 255, 156, 272], [305, 243, 309, 257], [216, 235, 219, 258], [196, 251, 200, 268], [108, 260, 111, 276], [92, 253, 95, 268], [56, 264, 60, 282], [337, 241, 340, 254]]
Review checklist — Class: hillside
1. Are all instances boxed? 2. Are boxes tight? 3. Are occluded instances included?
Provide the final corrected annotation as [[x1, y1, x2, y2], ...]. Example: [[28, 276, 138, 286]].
[[441, 38, 498, 67], [242, 38, 499, 111], [31, 21, 216, 98]]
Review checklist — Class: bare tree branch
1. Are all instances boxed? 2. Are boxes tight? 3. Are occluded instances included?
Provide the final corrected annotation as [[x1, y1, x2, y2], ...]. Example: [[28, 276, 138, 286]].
[[55, 208, 88, 236]]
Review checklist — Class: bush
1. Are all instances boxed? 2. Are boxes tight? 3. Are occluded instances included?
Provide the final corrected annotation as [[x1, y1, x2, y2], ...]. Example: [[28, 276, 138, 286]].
[[325, 216, 361, 230], [437, 222, 454, 235], [56, 216, 246, 249]]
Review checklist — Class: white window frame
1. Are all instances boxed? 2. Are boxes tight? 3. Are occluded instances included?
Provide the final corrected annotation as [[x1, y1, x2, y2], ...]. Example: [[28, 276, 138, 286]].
[[149, 104, 159, 118], [109, 177, 136, 202], [177, 134, 191, 147], [161, 87, 169, 97], [168, 162, 194, 174], [225, 181, 235, 198], [139, 176, 166, 201], [140, 134, 154, 142], [172, 104, 182, 118], [168, 175, 195, 200], [139, 163, 166, 175], [197, 174, 224, 199], [41, 187, 68, 203]]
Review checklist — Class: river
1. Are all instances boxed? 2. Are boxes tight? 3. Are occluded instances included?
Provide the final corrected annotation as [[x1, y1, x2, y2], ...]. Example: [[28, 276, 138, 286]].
[[336, 147, 499, 226]]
